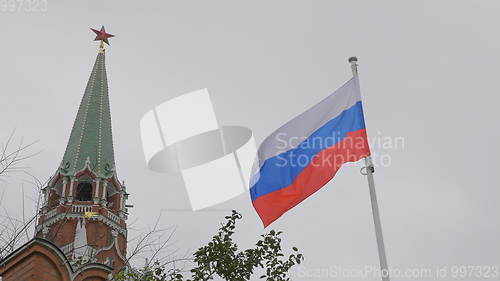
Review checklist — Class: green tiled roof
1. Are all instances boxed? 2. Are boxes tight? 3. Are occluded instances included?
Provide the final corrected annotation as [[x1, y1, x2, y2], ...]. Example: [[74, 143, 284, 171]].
[[59, 51, 115, 178]]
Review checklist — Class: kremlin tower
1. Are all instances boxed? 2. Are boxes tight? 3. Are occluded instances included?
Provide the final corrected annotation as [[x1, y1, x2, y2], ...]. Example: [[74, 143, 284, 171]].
[[0, 27, 130, 280]]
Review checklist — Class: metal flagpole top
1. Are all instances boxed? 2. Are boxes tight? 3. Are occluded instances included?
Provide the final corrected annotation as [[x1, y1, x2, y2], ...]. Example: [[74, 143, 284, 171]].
[[349, 56, 359, 75]]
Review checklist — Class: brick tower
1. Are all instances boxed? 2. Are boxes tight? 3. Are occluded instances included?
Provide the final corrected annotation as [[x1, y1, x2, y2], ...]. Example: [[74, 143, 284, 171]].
[[35, 33, 129, 273]]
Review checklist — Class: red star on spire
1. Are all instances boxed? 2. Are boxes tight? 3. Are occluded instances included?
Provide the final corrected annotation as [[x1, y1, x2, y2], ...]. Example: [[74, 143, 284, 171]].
[[90, 26, 115, 45]]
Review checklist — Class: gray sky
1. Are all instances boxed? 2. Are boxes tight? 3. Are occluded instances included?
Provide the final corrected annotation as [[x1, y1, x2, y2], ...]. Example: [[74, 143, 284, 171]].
[[1, 1, 499, 280]]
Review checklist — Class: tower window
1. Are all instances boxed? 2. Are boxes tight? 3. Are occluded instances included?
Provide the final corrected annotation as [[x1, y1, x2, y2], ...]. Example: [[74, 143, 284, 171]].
[[76, 182, 93, 201]]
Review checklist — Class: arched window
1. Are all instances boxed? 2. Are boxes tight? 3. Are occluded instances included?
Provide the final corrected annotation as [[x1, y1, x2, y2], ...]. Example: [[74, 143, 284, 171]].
[[76, 182, 93, 201]]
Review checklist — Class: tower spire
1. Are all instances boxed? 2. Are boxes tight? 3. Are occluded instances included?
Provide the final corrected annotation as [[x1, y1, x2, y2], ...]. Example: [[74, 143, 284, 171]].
[[60, 28, 115, 178]]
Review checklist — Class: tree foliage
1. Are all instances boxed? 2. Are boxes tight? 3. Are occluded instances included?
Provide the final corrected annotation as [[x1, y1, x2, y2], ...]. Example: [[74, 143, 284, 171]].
[[115, 210, 303, 281]]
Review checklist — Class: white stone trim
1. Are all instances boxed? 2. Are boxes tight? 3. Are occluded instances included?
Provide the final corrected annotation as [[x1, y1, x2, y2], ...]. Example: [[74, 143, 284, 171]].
[[36, 213, 126, 236]]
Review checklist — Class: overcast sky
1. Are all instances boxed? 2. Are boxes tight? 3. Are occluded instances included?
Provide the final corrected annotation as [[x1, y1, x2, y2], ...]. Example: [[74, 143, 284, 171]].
[[1, 1, 499, 280]]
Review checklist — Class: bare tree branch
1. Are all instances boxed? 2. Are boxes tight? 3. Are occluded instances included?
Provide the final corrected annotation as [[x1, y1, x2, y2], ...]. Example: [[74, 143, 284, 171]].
[[0, 130, 39, 181], [0, 131, 41, 259]]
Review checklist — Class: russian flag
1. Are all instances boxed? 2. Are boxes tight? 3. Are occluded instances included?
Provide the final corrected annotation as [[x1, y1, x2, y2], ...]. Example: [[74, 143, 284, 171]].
[[250, 77, 371, 227]]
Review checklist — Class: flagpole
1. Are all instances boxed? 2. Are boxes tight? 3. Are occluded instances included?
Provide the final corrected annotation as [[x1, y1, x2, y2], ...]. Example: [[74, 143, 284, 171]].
[[349, 57, 391, 281]]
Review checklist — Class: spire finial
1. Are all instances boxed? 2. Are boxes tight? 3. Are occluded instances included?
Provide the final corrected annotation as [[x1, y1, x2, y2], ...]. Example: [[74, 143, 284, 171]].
[[91, 26, 115, 52], [99, 41, 105, 53]]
